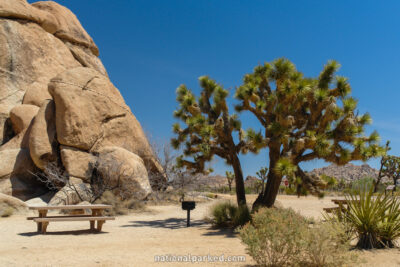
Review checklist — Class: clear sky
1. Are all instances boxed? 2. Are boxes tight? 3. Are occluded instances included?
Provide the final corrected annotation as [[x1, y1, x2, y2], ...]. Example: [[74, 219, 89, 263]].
[[31, 0, 400, 177]]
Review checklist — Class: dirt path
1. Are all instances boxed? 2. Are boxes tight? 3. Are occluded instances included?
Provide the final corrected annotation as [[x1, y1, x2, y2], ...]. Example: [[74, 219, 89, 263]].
[[0, 195, 399, 266], [0, 200, 251, 267]]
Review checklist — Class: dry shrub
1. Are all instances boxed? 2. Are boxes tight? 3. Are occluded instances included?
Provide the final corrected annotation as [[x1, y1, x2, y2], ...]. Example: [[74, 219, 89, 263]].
[[302, 222, 355, 267], [95, 191, 145, 216], [240, 208, 354, 267], [207, 201, 251, 228]]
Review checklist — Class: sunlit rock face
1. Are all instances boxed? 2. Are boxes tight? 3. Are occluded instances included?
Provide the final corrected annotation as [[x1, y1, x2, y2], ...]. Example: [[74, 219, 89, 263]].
[[0, 0, 165, 202]]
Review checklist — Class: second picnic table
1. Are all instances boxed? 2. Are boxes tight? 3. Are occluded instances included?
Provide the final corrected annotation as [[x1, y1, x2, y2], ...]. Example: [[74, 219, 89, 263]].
[[28, 204, 115, 234], [323, 199, 360, 219]]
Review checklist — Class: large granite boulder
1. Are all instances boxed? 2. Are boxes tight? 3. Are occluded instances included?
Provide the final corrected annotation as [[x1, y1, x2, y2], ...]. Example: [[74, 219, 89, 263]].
[[0, 18, 80, 143], [0, 0, 164, 201], [0, 0, 58, 33], [0, 192, 28, 215], [60, 145, 96, 182], [96, 146, 152, 200], [9, 104, 39, 134], [32, 1, 99, 56], [29, 100, 57, 169], [0, 148, 46, 200], [48, 67, 164, 181]]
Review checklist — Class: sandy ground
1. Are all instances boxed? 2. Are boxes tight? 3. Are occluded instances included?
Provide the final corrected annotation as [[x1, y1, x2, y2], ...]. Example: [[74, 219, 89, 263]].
[[0, 195, 399, 267]]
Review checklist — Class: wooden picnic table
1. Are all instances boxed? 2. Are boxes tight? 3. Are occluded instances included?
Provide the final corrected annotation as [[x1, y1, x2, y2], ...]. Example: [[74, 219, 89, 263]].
[[28, 204, 115, 234], [331, 199, 359, 205], [323, 199, 361, 220]]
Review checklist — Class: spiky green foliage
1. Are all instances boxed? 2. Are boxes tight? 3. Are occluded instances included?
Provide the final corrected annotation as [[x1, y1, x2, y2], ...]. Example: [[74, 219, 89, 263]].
[[173, 76, 261, 171], [343, 185, 400, 248], [256, 167, 268, 182], [225, 171, 235, 191], [374, 141, 391, 192], [235, 58, 384, 206], [321, 175, 338, 188], [209, 201, 251, 228], [172, 76, 262, 205], [381, 155, 400, 191]]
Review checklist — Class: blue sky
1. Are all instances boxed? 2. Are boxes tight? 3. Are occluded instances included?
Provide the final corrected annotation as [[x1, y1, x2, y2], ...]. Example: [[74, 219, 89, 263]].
[[32, 0, 400, 176]]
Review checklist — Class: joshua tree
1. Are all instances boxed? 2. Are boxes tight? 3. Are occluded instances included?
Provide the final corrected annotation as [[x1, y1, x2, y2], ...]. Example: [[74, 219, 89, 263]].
[[235, 58, 384, 208], [172, 76, 263, 206], [374, 141, 391, 192], [256, 167, 268, 193], [225, 171, 235, 192], [321, 174, 338, 190], [381, 155, 400, 192]]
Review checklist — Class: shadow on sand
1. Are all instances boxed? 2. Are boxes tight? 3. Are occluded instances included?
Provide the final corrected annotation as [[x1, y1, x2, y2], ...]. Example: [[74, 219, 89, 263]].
[[122, 218, 207, 230], [122, 218, 238, 238], [18, 229, 108, 237], [201, 227, 237, 238]]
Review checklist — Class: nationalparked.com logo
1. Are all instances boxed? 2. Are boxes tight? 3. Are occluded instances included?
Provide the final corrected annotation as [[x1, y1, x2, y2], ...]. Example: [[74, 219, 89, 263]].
[[154, 254, 246, 263]]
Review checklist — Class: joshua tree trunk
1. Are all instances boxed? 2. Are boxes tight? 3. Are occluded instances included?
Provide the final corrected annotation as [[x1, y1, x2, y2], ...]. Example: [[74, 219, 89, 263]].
[[374, 157, 385, 193], [231, 154, 246, 206], [252, 145, 281, 210], [393, 174, 399, 192]]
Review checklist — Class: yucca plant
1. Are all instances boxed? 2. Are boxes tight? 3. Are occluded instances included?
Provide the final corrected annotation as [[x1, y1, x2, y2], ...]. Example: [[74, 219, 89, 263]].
[[379, 198, 400, 247], [344, 184, 400, 249]]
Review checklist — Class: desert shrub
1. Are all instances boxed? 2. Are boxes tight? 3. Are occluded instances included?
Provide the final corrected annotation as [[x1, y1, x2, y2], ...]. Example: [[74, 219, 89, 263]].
[[284, 187, 296, 195], [211, 202, 237, 227], [209, 201, 251, 228], [351, 177, 374, 192], [240, 208, 308, 266], [95, 191, 145, 216], [342, 185, 400, 249], [233, 204, 251, 227], [0, 206, 14, 217], [240, 208, 353, 267], [302, 222, 354, 267]]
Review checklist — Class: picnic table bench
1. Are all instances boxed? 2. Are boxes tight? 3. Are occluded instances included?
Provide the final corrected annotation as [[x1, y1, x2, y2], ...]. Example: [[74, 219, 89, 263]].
[[28, 204, 115, 234], [323, 199, 360, 219]]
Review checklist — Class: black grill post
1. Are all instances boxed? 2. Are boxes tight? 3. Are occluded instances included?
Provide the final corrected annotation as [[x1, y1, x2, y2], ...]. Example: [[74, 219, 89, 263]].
[[181, 201, 196, 227]]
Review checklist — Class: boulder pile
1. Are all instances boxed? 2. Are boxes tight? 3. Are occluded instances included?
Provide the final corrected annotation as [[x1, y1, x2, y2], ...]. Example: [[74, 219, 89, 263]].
[[0, 0, 164, 203]]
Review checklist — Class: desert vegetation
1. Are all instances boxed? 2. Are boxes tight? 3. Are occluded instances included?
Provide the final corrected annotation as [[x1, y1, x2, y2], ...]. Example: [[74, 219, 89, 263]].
[[169, 58, 400, 266], [172, 59, 384, 210], [328, 185, 400, 249], [240, 207, 353, 267]]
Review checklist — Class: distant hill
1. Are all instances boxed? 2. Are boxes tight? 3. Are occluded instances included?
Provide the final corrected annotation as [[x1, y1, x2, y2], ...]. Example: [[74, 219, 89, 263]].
[[309, 163, 379, 182], [200, 175, 229, 188], [189, 163, 383, 190]]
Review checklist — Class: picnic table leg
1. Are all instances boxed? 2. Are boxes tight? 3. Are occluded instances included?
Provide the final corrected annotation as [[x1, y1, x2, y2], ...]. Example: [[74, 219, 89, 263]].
[[90, 220, 95, 230], [90, 209, 100, 230], [97, 220, 105, 232], [37, 210, 48, 232], [41, 222, 49, 234]]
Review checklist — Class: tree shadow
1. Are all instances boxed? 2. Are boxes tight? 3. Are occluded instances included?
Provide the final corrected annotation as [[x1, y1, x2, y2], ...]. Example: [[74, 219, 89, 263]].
[[122, 218, 238, 238], [121, 218, 208, 230], [18, 229, 108, 236], [201, 226, 238, 238]]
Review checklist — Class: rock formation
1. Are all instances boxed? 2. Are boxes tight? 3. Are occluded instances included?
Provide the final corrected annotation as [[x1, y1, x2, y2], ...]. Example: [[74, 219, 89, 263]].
[[309, 163, 380, 182], [0, 0, 164, 203]]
